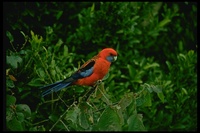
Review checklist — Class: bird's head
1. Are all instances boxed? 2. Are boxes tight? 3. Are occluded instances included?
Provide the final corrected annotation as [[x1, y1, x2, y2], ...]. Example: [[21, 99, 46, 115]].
[[98, 48, 118, 62]]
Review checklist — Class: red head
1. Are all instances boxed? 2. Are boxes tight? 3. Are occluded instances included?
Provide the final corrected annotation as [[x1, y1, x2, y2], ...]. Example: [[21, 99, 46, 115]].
[[98, 48, 118, 62]]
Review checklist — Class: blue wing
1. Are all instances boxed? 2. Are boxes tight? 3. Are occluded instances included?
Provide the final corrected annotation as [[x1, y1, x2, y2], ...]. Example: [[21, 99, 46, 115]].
[[40, 60, 95, 97]]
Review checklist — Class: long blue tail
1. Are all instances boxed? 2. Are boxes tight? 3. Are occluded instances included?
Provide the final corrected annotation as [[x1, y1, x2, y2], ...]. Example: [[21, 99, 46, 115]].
[[40, 65, 92, 97], [40, 80, 73, 97]]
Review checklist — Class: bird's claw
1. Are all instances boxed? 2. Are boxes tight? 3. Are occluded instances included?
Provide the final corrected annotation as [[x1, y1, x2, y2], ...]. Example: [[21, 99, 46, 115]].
[[96, 80, 102, 85]]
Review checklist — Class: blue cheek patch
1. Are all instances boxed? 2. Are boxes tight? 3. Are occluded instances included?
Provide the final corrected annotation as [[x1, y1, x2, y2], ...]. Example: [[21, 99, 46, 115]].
[[106, 56, 113, 62]]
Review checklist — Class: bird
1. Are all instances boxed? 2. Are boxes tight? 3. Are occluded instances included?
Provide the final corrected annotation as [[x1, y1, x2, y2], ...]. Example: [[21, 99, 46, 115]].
[[40, 48, 118, 97]]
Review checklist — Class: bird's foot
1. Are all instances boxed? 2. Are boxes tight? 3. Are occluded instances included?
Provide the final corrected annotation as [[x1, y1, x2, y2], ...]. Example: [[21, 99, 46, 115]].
[[95, 80, 102, 85]]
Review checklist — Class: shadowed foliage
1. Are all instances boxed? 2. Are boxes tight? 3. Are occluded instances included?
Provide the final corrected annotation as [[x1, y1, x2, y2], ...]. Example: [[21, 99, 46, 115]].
[[5, 2, 197, 131]]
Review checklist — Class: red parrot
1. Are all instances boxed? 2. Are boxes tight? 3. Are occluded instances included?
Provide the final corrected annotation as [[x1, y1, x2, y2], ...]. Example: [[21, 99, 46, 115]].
[[40, 48, 118, 97]]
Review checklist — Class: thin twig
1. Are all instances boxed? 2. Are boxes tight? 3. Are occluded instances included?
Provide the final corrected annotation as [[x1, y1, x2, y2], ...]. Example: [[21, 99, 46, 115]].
[[57, 93, 69, 108], [10, 41, 17, 52], [60, 120, 70, 131], [32, 119, 49, 126], [49, 102, 76, 131], [97, 83, 111, 105]]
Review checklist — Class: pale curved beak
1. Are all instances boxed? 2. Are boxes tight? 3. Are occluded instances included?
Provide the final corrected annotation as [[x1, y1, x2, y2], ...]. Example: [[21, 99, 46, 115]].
[[113, 56, 117, 61]]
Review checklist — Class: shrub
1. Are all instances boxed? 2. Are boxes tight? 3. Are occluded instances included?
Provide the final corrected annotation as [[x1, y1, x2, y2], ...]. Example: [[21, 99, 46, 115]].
[[5, 2, 197, 131]]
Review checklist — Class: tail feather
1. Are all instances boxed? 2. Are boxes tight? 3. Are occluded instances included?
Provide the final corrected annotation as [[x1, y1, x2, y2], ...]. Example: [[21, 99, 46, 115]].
[[41, 80, 72, 97], [41, 87, 54, 97], [53, 82, 72, 92], [39, 80, 63, 90]]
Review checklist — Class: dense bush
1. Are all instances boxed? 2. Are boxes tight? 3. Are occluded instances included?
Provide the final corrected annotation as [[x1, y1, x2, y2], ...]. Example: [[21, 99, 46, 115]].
[[5, 2, 197, 131]]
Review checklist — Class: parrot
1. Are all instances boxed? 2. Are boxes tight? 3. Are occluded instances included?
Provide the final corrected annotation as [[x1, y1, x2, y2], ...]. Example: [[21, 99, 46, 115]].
[[40, 48, 118, 97]]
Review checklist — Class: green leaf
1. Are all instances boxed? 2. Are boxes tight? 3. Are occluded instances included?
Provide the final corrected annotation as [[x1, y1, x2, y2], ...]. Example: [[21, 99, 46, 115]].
[[116, 93, 135, 125], [127, 64, 135, 79], [93, 107, 122, 131], [157, 92, 165, 103], [163, 80, 172, 88], [27, 78, 44, 87], [79, 110, 89, 129], [16, 104, 31, 117], [142, 92, 152, 107], [6, 31, 14, 42], [49, 114, 59, 122], [158, 18, 171, 27], [37, 68, 46, 78], [74, 87, 85, 93], [178, 40, 183, 51], [65, 106, 80, 124], [116, 30, 124, 34], [156, 110, 164, 122], [187, 50, 194, 57], [143, 62, 160, 70], [166, 60, 172, 70], [6, 95, 16, 107], [178, 53, 186, 61], [6, 107, 14, 122], [54, 38, 63, 52], [29, 125, 45, 131], [6, 79, 15, 88], [118, 92, 133, 111], [29, 126, 38, 131], [56, 11, 63, 20], [50, 68, 56, 78], [63, 45, 68, 57], [6, 55, 23, 69], [45, 26, 53, 35], [127, 113, 146, 131], [7, 117, 24, 131], [142, 83, 153, 93], [136, 92, 152, 107], [16, 112, 25, 122], [136, 97, 144, 106], [91, 3, 95, 12], [30, 30, 34, 37], [181, 88, 188, 95], [151, 85, 162, 93]]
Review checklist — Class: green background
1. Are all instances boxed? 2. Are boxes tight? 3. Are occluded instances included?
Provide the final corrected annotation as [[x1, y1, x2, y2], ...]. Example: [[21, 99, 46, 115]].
[[5, 2, 197, 131]]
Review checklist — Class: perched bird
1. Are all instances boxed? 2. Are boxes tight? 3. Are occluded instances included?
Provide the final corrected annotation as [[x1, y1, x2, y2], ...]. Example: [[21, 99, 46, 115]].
[[40, 48, 117, 97]]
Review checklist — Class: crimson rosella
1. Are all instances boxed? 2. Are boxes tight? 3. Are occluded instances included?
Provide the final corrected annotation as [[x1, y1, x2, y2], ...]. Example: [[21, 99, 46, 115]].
[[40, 48, 118, 97]]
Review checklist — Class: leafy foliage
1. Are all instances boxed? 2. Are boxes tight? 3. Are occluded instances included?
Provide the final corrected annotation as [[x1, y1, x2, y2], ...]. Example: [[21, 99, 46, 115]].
[[4, 2, 197, 131]]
